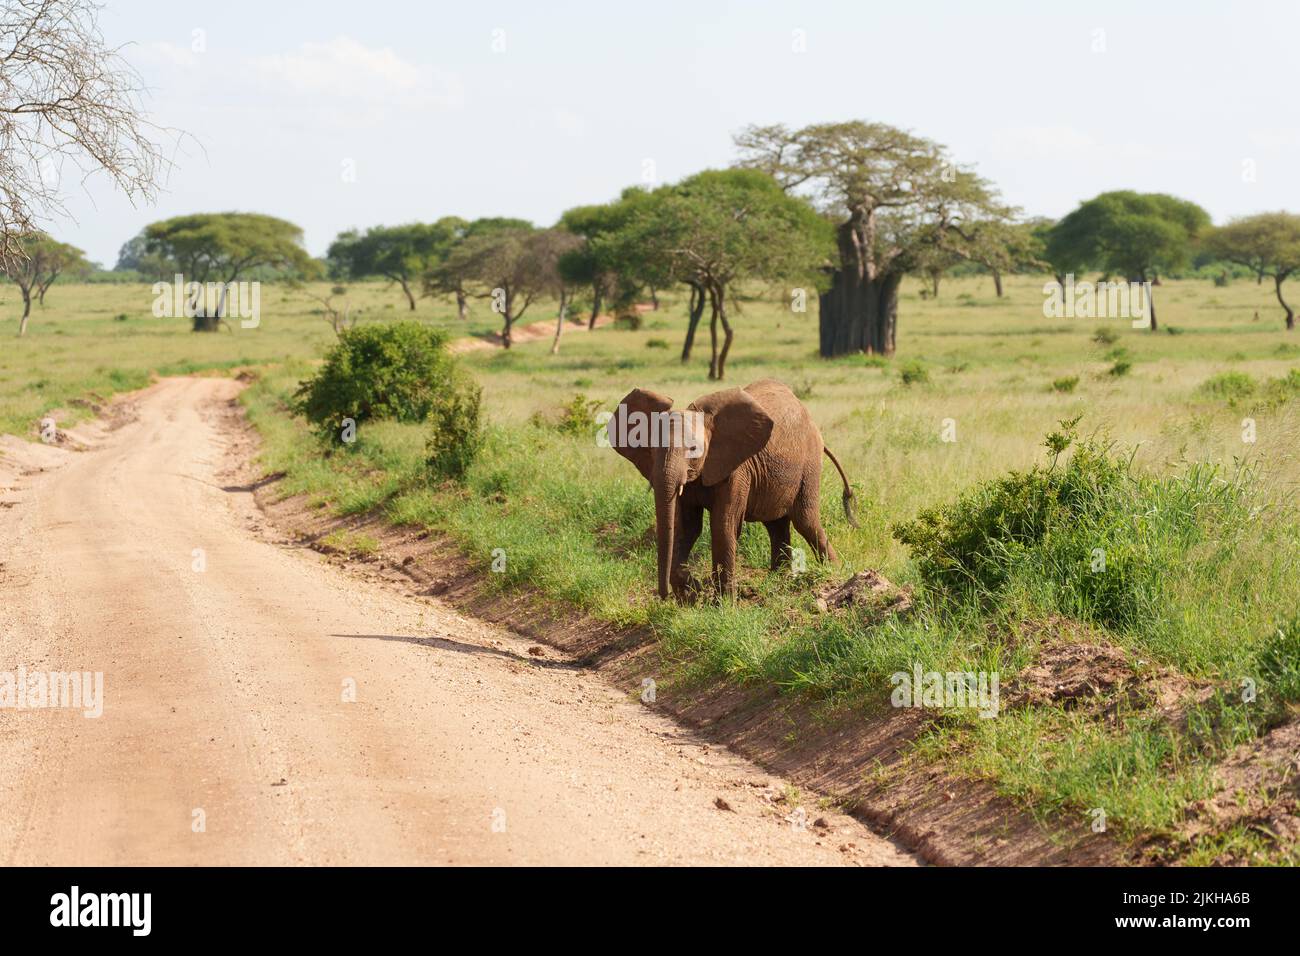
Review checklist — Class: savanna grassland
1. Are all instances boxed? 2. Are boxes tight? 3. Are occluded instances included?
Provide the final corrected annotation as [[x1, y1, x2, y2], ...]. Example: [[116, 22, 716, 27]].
[[6, 273, 1300, 863]]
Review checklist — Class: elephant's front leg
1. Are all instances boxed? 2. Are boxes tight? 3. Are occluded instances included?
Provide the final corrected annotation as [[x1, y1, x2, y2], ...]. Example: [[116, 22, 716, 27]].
[[709, 502, 743, 600], [670, 502, 704, 601]]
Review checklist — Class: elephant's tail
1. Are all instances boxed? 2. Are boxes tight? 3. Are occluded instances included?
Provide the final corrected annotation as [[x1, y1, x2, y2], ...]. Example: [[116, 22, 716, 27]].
[[823, 446, 858, 528]]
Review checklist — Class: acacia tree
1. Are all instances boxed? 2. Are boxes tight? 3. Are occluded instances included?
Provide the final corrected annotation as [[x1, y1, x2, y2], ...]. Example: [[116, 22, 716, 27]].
[[5, 233, 88, 335], [0, 0, 169, 265], [1203, 212, 1300, 330], [423, 216, 529, 321], [1046, 192, 1210, 331], [444, 223, 578, 348], [912, 244, 964, 299], [961, 219, 1046, 297], [558, 190, 653, 329], [326, 222, 446, 310], [144, 213, 313, 330], [535, 228, 584, 353], [598, 169, 831, 379], [735, 121, 1010, 357]]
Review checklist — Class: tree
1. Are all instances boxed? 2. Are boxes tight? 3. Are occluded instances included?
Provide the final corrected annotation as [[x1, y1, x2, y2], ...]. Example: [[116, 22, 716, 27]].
[[1046, 192, 1210, 331], [114, 232, 173, 281], [597, 169, 831, 379], [735, 121, 1010, 357], [143, 213, 313, 331], [960, 219, 1046, 297], [4, 233, 87, 335], [558, 190, 652, 329], [532, 228, 584, 353], [912, 244, 964, 299], [326, 223, 446, 310], [423, 216, 529, 321], [0, 0, 169, 265], [1203, 212, 1300, 330], [443, 223, 574, 348]]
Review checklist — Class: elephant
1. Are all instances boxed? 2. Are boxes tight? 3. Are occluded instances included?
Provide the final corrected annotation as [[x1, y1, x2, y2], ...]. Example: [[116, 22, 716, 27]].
[[607, 378, 855, 601]]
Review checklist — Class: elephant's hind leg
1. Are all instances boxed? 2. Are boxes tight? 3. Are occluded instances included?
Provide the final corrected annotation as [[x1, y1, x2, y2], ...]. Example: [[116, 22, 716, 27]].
[[764, 517, 792, 571], [791, 487, 836, 564]]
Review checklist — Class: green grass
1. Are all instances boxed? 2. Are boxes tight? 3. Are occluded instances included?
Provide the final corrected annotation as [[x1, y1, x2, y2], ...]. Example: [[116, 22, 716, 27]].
[[7, 273, 1300, 862]]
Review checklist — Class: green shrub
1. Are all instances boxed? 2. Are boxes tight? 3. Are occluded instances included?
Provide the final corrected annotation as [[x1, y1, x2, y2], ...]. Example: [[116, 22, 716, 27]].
[[645, 338, 670, 349], [1263, 368, 1300, 404], [561, 393, 601, 437], [293, 323, 453, 438], [892, 419, 1253, 634], [1197, 371, 1256, 403], [1109, 358, 1132, 377], [1093, 327, 1120, 346], [898, 359, 929, 386], [425, 374, 484, 482], [1052, 376, 1079, 393]]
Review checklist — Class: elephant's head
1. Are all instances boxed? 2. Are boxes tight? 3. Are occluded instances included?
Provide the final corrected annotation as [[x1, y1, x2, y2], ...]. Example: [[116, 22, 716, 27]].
[[609, 387, 774, 599]]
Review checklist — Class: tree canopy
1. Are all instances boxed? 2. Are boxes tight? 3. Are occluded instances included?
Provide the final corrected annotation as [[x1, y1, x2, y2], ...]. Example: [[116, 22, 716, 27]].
[[1203, 212, 1300, 329], [595, 168, 832, 378], [1046, 191, 1210, 330], [734, 121, 1012, 356], [143, 212, 312, 330], [326, 221, 461, 310]]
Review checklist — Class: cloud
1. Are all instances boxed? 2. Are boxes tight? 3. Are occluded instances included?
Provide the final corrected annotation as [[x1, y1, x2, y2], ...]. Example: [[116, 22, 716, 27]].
[[252, 36, 463, 109], [141, 40, 204, 70]]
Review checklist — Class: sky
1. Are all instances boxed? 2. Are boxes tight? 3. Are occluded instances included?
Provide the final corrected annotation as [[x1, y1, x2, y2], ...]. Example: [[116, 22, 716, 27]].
[[50, 0, 1300, 266]]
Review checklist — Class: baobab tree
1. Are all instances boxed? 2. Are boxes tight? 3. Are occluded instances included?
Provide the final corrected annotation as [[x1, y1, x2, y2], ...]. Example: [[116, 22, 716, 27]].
[[735, 121, 1010, 357], [143, 213, 313, 331]]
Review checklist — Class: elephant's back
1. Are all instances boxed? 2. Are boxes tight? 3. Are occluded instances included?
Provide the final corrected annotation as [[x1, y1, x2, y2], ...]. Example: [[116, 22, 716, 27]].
[[744, 378, 818, 443]]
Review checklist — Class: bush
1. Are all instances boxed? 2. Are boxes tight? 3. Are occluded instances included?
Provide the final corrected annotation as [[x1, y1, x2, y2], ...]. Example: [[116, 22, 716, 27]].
[[557, 393, 602, 437], [1263, 368, 1300, 404], [1108, 359, 1133, 377], [425, 374, 484, 482], [293, 323, 453, 438], [898, 359, 929, 386], [892, 419, 1253, 633], [645, 338, 670, 349], [1052, 376, 1079, 393], [1197, 371, 1256, 403], [1093, 326, 1120, 346]]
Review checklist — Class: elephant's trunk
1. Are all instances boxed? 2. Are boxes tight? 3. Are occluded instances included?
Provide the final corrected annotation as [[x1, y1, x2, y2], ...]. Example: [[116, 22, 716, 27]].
[[654, 447, 686, 600]]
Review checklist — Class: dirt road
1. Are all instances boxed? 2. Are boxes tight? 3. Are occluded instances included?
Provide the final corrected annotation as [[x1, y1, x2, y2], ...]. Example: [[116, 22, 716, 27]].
[[0, 377, 914, 866]]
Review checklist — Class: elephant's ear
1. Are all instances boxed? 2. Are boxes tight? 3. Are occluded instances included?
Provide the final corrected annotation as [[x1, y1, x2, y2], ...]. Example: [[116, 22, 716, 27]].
[[690, 388, 774, 487], [609, 388, 674, 483]]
